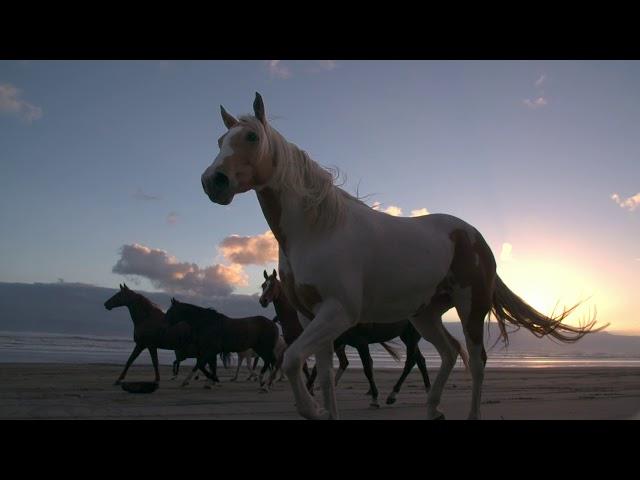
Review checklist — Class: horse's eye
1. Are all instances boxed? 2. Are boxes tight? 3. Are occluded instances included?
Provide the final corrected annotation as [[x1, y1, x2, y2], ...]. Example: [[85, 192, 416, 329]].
[[246, 132, 258, 143]]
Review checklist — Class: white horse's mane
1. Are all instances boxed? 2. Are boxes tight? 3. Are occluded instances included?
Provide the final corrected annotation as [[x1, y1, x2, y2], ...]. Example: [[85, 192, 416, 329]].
[[239, 115, 368, 230]]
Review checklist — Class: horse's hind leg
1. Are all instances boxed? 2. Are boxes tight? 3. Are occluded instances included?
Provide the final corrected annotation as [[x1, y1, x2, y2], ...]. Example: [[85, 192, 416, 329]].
[[410, 300, 457, 420], [172, 360, 180, 380], [356, 344, 380, 408], [249, 356, 260, 381], [454, 295, 489, 420], [386, 341, 419, 405], [149, 347, 160, 383], [231, 355, 241, 382]]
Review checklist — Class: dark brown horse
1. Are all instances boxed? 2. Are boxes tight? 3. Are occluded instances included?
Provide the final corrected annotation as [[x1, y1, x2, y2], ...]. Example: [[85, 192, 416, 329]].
[[104, 283, 195, 385], [164, 298, 282, 390]]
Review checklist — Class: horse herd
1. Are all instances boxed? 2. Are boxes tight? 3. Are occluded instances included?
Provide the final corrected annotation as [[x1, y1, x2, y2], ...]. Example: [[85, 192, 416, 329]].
[[104, 273, 435, 408], [106, 93, 604, 420]]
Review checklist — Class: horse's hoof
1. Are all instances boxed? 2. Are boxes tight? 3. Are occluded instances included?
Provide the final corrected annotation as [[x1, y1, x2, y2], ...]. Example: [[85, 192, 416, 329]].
[[204, 384, 212, 389], [369, 402, 380, 409], [386, 396, 396, 405], [429, 412, 446, 420], [181, 382, 189, 388], [113, 380, 122, 386], [303, 408, 330, 420]]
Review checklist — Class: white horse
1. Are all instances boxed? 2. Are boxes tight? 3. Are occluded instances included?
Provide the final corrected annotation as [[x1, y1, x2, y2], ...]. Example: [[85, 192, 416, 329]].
[[231, 349, 260, 382], [200, 93, 606, 420]]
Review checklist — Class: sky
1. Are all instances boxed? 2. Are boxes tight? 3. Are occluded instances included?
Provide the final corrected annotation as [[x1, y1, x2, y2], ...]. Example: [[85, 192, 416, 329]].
[[1, 60, 639, 333]]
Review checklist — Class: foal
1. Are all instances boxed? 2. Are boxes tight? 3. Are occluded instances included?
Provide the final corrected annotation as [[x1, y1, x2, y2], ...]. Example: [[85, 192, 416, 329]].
[[259, 270, 315, 389]]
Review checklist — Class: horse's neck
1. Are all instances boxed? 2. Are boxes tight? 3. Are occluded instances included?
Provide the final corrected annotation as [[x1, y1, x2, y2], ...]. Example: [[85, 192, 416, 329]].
[[273, 290, 299, 327], [127, 301, 162, 327], [256, 187, 296, 252]]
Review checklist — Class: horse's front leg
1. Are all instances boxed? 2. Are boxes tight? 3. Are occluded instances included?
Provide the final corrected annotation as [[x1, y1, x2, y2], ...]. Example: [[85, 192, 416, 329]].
[[282, 302, 354, 420], [203, 355, 220, 389], [334, 344, 349, 386], [171, 359, 180, 380], [231, 355, 241, 382], [149, 347, 160, 383], [114, 343, 145, 385]]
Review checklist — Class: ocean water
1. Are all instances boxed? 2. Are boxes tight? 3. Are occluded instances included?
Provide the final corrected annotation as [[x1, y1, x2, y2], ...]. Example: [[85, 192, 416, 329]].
[[1, 331, 640, 369]]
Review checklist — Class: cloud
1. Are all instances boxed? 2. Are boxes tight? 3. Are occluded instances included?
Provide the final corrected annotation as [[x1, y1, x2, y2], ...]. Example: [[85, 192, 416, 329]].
[[535, 74, 546, 88], [166, 212, 179, 225], [410, 208, 430, 217], [383, 205, 403, 216], [219, 231, 278, 265], [371, 202, 429, 217], [611, 192, 640, 211], [112, 244, 247, 298], [500, 243, 513, 262], [523, 97, 548, 109], [371, 202, 403, 216], [0, 83, 43, 122], [132, 188, 161, 201], [266, 60, 292, 79]]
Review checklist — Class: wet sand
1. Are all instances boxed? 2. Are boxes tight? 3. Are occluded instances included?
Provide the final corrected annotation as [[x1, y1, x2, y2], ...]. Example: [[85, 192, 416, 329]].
[[1, 363, 639, 419]]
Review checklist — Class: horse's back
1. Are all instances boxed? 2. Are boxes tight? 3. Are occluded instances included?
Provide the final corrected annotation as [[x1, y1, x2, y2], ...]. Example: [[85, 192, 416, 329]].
[[341, 321, 407, 345], [222, 315, 278, 352]]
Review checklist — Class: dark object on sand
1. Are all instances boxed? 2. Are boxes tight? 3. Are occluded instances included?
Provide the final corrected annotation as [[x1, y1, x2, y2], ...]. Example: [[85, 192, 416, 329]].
[[120, 381, 159, 394]]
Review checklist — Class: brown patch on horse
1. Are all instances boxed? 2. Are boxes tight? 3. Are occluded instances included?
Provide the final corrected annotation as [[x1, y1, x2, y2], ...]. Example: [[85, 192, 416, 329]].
[[448, 229, 496, 346], [295, 283, 323, 317], [257, 187, 288, 254]]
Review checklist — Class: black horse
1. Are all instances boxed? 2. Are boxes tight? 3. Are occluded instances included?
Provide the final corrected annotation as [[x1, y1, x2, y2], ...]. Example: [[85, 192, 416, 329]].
[[307, 320, 463, 407], [164, 298, 280, 389]]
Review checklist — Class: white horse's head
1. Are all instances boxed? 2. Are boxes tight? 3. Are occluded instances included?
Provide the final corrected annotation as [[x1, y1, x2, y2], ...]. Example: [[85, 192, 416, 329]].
[[201, 92, 274, 205]]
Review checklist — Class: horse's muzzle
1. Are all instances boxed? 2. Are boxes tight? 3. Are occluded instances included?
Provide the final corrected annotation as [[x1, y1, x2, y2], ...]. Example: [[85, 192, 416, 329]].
[[203, 172, 233, 205]]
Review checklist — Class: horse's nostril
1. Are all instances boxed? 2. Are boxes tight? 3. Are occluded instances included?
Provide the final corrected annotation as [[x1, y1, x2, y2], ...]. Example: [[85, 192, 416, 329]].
[[213, 172, 229, 189]]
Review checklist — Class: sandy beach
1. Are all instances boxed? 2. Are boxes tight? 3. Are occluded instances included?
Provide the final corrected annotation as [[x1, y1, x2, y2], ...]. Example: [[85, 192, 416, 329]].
[[1, 363, 639, 419]]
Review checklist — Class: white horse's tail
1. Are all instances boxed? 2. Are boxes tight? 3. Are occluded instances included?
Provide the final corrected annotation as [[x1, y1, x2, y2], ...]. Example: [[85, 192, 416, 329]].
[[491, 275, 607, 346], [379, 342, 402, 362]]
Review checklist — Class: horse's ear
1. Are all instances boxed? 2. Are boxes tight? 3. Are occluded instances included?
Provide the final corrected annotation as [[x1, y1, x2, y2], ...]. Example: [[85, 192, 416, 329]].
[[123, 283, 129, 291], [220, 105, 238, 129], [119, 284, 123, 290], [263, 270, 268, 280], [272, 269, 277, 278], [253, 92, 267, 126], [171, 297, 176, 305]]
